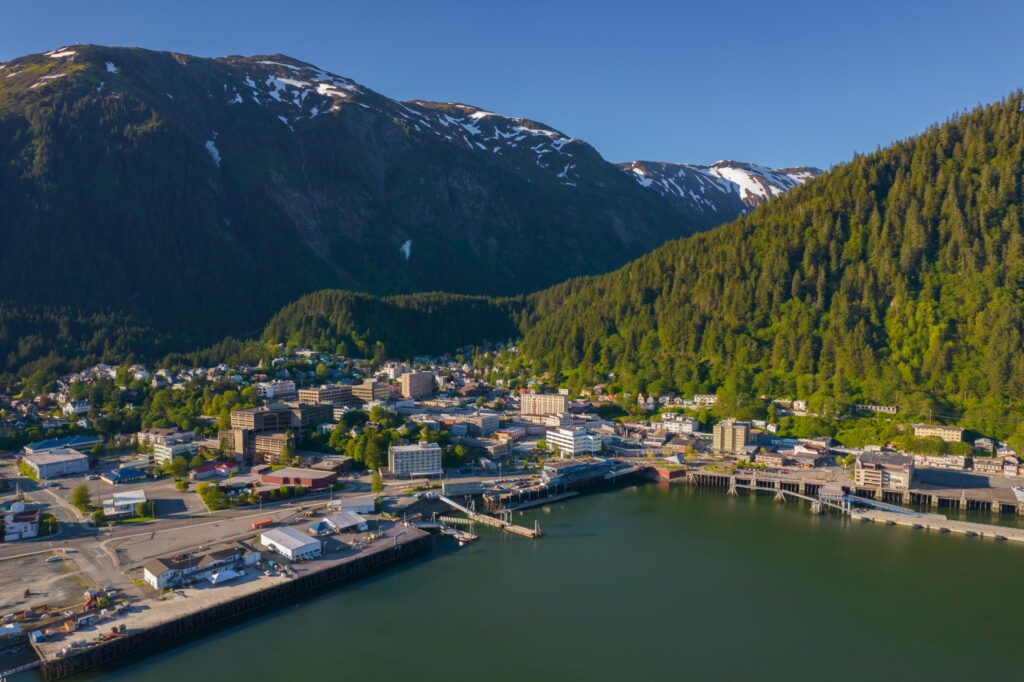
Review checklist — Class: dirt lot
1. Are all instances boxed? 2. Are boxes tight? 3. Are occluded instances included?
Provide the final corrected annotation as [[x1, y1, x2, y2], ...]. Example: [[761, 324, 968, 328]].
[[0, 553, 90, 615]]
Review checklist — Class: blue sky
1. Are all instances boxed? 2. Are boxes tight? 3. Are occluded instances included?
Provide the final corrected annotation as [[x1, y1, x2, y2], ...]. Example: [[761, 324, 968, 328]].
[[3, 0, 1023, 169]]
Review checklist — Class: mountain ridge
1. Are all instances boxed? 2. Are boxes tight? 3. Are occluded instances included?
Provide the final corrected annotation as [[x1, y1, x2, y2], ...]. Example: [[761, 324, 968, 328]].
[[0, 44, 815, 376]]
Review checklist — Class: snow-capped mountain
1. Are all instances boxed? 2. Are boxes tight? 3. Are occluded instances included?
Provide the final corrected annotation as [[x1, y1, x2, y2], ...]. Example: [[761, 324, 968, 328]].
[[620, 160, 822, 217], [0, 44, 817, 348]]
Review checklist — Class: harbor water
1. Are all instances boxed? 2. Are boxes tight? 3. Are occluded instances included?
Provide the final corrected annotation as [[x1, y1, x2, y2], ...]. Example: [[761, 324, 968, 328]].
[[47, 482, 1024, 681]]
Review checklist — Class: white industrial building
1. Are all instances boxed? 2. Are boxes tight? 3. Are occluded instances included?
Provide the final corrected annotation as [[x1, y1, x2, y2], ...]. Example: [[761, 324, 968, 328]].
[[261, 526, 322, 561], [327, 494, 377, 514], [324, 511, 369, 533], [22, 448, 89, 479]]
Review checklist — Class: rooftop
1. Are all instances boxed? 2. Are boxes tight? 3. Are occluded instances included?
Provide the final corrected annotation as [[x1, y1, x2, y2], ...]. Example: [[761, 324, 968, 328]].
[[262, 467, 336, 480], [859, 451, 915, 467], [23, 448, 88, 465], [261, 526, 319, 551], [24, 434, 101, 452]]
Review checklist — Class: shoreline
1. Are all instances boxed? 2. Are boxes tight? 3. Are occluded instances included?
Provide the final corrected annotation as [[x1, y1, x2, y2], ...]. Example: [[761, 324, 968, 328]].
[[28, 525, 433, 681]]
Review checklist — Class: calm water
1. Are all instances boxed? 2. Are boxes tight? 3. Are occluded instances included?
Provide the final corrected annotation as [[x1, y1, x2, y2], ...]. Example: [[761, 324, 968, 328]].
[[55, 483, 1024, 681]]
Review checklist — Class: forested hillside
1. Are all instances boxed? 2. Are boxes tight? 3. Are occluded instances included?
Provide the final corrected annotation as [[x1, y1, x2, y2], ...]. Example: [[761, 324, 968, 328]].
[[521, 92, 1024, 429], [0, 44, 738, 366], [259, 291, 523, 359]]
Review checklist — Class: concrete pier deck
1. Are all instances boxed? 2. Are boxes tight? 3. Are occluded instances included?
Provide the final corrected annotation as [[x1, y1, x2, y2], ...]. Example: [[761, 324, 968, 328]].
[[33, 524, 430, 671], [852, 510, 1024, 542]]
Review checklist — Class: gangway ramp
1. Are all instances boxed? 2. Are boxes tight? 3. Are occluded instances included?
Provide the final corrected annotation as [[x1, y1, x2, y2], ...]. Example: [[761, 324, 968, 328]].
[[438, 495, 540, 538]]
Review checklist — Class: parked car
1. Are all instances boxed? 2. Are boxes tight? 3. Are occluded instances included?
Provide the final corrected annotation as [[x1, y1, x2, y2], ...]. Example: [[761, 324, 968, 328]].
[[86, 474, 100, 481], [45, 555, 62, 564]]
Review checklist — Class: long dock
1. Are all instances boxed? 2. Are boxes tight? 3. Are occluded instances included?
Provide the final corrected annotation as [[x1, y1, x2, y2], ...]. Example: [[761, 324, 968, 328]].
[[852, 509, 1024, 542], [438, 495, 540, 538], [677, 467, 1024, 544]]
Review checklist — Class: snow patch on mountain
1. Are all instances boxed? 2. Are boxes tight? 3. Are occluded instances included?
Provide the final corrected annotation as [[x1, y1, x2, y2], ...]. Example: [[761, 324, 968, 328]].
[[105, 61, 118, 74], [620, 160, 821, 214], [28, 73, 67, 90], [399, 101, 583, 183], [205, 136, 222, 166]]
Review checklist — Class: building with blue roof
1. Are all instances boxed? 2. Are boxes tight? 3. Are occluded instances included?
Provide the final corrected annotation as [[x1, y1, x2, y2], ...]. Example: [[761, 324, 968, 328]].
[[101, 467, 147, 485], [24, 434, 103, 455]]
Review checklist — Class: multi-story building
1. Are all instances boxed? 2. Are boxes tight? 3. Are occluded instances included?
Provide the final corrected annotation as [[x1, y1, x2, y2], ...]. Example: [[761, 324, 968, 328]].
[[254, 433, 293, 464], [352, 379, 390, 403], [912, 454, 966, 470], [712, 420, 750, 454], [545, 427, 602, 458], [388, 442, 443, 477], [230, 405, 294, 433], [401, 371, 435, 400], [137, 428, 195, 447], [297, 384, 356, 406], [661, 417, 697, 434], [520, 393, 568, 417], [912, 423, 964, 443], [222, 403, 331, 461], [153, 438, 200, 465], [382, 363, 411, 381], [463, 412, 499, 436], [22, 448, 89, 479], [973, 457, 1004, 475], [255, 380, 297, 401], [854, 451, 915, 490]]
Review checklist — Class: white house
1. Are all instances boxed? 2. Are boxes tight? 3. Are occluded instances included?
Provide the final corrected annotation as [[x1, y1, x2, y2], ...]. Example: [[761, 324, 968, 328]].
[[3, 505, 40, 542]]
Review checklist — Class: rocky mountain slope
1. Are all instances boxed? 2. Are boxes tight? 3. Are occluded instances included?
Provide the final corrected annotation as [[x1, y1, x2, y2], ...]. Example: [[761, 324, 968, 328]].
[[0, 44, 814, 373], [619, 160, 820, 219]]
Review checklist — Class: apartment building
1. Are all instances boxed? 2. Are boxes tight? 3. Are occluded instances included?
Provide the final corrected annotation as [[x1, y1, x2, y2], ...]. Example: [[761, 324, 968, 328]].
[[401, 371, 435, 400], [712, 419, 750, 454], [388, 442, 443, 477], [520, 393, 568, 417], [912, 423, 964, 443]]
